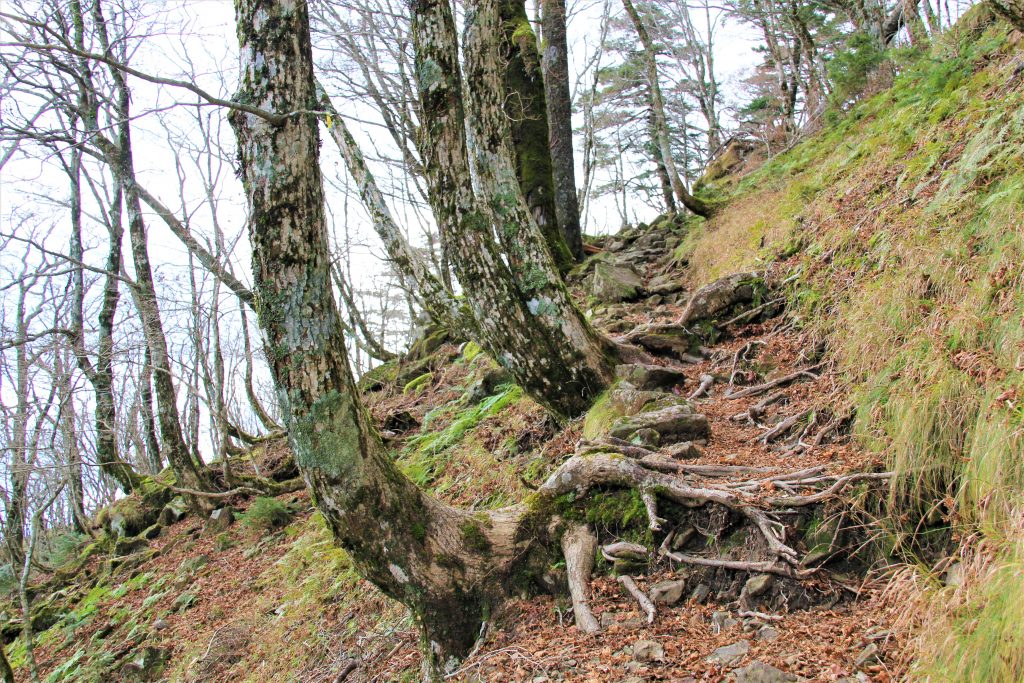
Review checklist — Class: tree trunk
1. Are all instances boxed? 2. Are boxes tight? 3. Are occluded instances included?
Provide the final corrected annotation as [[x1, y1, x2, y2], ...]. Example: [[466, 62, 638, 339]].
[[649, 107, 678, 214], [412, 0, 617, 420], [989, 0, 1024, 31], [67, 0, 144, 494], [91, 0, 213, 502], [540, 0, 584, 261], [315, 85, 468, 335], [139, 344, 163, 474], [228, 2, 553, 677], [621, 0, 711, 218], [497, 0, 574, 272]]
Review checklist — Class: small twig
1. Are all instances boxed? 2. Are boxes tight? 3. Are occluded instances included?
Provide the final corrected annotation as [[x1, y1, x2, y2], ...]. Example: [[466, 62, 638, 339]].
[[726, 363, 825, 400], [617, 575, 656, 623], [721, 297, 785, 328], [752, 408, 812, 444]]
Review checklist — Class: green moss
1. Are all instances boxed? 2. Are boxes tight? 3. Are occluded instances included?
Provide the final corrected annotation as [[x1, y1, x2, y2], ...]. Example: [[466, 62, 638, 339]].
[[461, 341, 483, 363], [459, 521, 491, 552], [402, 372, 434, 395]]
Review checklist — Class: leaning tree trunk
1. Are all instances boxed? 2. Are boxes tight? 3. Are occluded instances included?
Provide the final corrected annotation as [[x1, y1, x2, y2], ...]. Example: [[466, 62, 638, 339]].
[[228, 3, 561, 678], [411, 0, 617, 420], [621, 0, 711, 217], [66, 0, 145, 494], [541, 0, 585, 262], [89, 0, 212, 502], [496, 0, 574, 272], [315, 84, 468, 335]]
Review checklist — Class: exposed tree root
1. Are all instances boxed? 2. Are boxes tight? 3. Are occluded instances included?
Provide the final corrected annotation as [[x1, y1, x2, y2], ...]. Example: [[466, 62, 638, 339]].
[[725, 363, 825, 399], [617, 575, 656, 623], [752, 408, 812, 444], [687, 373, 715, 399], [561, 525, 600, 634]]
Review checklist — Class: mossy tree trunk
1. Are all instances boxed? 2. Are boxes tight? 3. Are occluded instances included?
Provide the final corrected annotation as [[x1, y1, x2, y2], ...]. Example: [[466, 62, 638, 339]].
[[229, 2, 556, 678], [541, 0, 585, 262], [412, 0, 617, 420], [91, 0, 214, 504], [497, 0, 575, 272], [67, 0, 145, 495], [989, 0, 1024, 30]]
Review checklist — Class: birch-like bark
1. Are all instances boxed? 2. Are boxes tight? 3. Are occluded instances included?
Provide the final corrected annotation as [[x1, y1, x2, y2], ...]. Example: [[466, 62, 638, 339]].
[[315, 84, 467, 334], [91, 0, 213, 500]]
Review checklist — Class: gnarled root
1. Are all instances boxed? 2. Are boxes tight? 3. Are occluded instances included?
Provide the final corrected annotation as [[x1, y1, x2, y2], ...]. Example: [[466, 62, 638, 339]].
[[543, 449, 893, 575]]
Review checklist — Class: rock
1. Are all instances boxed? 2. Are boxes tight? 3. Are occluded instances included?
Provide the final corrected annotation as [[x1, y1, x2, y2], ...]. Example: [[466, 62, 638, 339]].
[[591, 260, 644, 303], [743, 574, 774, 599], [632, 639, 665, 662], [113, 536, 149, 557], [118, 646, 169, 682], [756, 626, 781, 642], [466, 367, 512, 404], [630, 428, 662, 447], [173, 591, 198, 612], [610, 403, 710, 444], [649, 580, 687, 605], [615, 363, 687, 391], [678, 271, 762, 326], [801, 513, 842, 567], [158, 496, 189, 527], [854, 643, 880, 667], [381, 409, 418, 432], [664, 441, 703, 460], [706, 640, 750, 667], [729, 660, 797, 683], [647, 274, 684, 295], [689, 583, 711, 603], [174, 554, 209, 589], [711, 611, 739, 632], [205, 506, 234, 534], [632, 330, 701, 359]]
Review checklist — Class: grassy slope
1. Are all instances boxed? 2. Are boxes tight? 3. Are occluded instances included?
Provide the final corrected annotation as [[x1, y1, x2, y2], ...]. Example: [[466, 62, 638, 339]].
[[680, 15, 1023, 680]]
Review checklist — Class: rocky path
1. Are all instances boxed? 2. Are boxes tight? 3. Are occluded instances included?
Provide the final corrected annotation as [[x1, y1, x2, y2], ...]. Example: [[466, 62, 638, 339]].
[[453, 223, 902, 681]]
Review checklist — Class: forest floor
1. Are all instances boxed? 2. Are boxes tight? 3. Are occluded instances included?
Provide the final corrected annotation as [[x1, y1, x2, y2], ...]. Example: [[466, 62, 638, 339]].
[[16, 223, 911, 683]]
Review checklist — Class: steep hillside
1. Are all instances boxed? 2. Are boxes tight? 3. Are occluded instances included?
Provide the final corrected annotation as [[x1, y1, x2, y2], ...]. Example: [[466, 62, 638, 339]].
[[5, 14, 1022, 683], [681, 12, 1024, 679]]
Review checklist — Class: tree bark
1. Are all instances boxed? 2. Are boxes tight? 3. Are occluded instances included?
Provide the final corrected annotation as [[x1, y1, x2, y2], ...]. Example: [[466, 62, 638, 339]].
[[412, 0, 617, 420], [228, 2, 551, 677], [67, 0, 144, 494], [497, 0, 574, 272], [315, 85, 468, 334], [91, 0, 213, 502], [621, 0, 711, 218], [989, 0, 1024, 31], [541, 0, 585, 261]]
